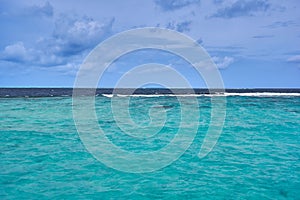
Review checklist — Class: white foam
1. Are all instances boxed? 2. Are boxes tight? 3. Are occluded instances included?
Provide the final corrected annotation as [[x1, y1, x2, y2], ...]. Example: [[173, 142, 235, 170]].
[[117, 94, 166, 97], [100, 92, 300, 98], [103, 94, 206, 97], [222, 92, 300, 97], [102, 94, 114, 98]]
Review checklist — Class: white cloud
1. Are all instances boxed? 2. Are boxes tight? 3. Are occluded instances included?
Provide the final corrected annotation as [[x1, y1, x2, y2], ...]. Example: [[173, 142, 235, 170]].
[[212, 56, 234, 69], [1, 41, 65, 66], [1, 15, 114, 69], [1, 42, 28, 62], [287, 55, 300, 63], [4, 42, 26, 56], [52, 15, 114, 56]]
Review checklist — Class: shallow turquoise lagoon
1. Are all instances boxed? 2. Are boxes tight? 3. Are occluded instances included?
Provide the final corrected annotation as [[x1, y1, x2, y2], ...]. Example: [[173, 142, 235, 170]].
[[1, 96, 299, 199]]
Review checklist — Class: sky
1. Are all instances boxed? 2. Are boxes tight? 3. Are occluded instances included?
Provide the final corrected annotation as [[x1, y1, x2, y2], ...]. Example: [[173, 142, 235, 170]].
[[0, 0, 299, 88]]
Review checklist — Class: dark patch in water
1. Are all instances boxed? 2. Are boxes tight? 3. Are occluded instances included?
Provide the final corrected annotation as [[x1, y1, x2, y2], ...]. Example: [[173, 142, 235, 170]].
[[153, 105, 174, 109], [283, 108, 300, 113], [279, 189, 288, 197], [99, 120, 115, 124]]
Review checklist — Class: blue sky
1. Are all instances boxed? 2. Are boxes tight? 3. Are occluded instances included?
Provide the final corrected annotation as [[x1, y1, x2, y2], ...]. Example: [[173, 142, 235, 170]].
[[0, 0, 299, 88]]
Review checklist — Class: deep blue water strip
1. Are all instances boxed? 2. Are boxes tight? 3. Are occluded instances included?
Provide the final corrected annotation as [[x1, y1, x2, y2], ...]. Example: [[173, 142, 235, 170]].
[[0, 88, 299, 97]]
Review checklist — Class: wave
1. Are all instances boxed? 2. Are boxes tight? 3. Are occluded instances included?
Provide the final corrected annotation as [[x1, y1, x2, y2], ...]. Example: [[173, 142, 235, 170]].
[[102, 94, 204, 98], [101, 93, 300, 98], [102, 94, 114, 98], [221, 92, 300, 97]]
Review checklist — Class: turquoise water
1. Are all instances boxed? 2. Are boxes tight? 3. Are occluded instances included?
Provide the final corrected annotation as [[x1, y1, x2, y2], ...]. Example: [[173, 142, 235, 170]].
[[1, 96, 300, 199]]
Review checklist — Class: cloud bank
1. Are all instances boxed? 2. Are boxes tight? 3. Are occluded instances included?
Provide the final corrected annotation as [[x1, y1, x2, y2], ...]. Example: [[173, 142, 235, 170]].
[[1, 14, 114, 68], [212, 0, 270, 18], [154, 0, 200, 11]]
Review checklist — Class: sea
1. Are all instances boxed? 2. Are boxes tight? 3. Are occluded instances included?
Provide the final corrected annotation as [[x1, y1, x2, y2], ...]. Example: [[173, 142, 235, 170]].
[[1, 88, 299, 199]]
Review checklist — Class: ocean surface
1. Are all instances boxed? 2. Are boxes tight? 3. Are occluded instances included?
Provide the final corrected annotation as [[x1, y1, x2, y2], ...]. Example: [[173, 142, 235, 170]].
[[1, 88, 300, 199]]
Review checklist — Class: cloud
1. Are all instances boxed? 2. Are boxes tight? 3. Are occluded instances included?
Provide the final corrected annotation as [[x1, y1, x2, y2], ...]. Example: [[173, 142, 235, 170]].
[[212, 56, 234, 69], [154, 0, 200, 11], [196, 38, 203, 44], [166, 20, 192, 32], [176, 21, 192, 32], [211, 0, 270, 18], [287, 55, 300, 63], [39, 15, 114, 65], [264, 20, 297, 29], [51, 15, 114, 56], [1, 42, 28, 63], [26, 1, 53, 17], [252, 35, 274, 39], [40, 62, 80, 76], [0, 15, 114, 68], [0, 41, 65, 66]]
